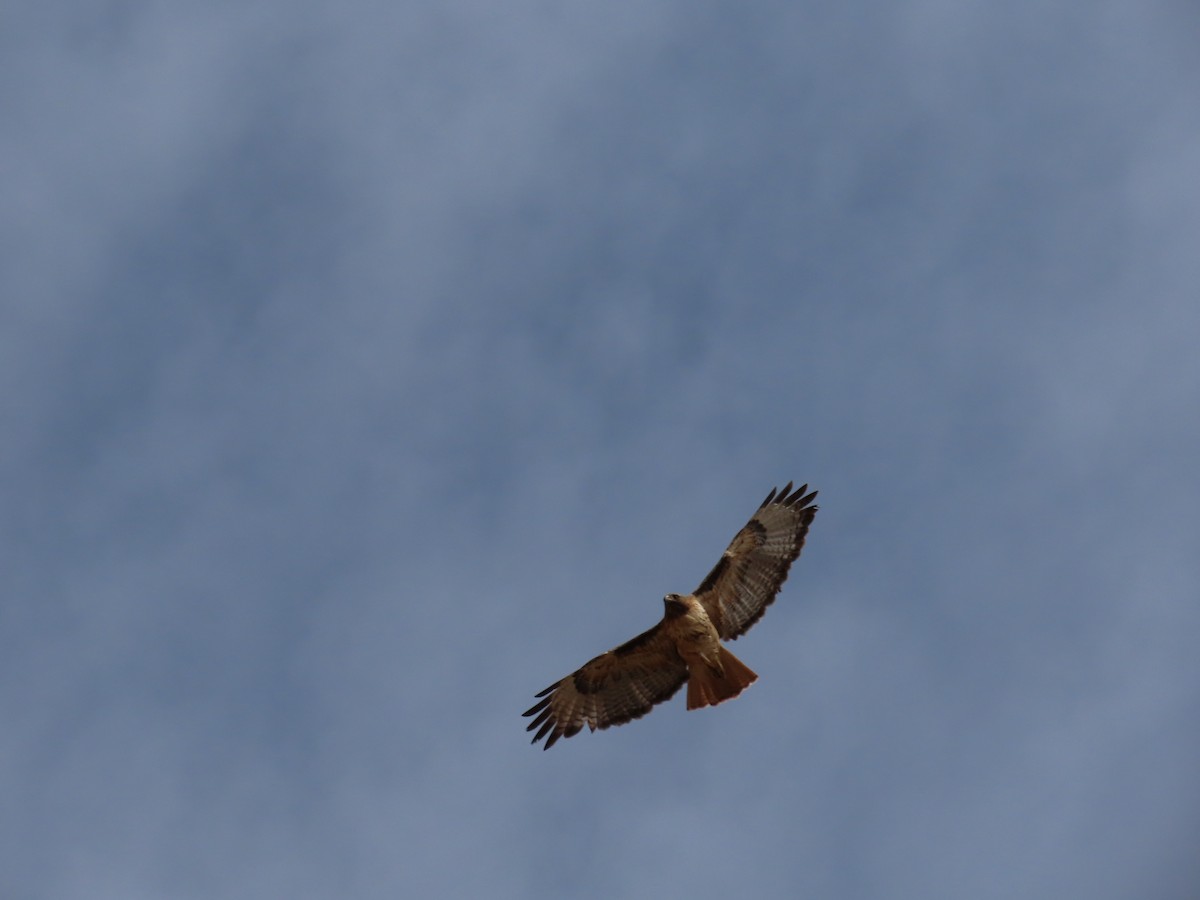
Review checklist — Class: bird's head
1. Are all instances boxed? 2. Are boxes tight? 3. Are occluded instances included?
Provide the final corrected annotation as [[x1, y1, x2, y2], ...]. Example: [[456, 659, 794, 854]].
[[662, 593, 689, 618]]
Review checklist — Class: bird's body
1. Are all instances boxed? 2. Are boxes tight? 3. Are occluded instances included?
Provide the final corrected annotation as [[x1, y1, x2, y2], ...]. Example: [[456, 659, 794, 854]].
[[660, 593, 758, 710], [662, 593, 723, 673], [524, 482, 818, 749]]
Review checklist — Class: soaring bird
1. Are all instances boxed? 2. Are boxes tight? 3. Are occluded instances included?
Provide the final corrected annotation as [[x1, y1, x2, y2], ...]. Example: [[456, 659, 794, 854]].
[[524, 482, 818, 749]]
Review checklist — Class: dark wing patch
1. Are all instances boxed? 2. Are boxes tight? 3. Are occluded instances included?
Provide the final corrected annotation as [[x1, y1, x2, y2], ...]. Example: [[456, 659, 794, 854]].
[[523, 624, 688, 749], [695, 482, 818, 640], [695, 556, 730, 595]]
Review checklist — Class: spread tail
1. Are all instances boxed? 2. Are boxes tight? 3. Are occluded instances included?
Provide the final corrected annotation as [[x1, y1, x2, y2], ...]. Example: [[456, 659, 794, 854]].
[[687, 646, 758, 710]]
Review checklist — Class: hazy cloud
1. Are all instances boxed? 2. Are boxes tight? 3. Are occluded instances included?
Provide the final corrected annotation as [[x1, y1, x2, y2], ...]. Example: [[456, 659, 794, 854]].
[[3, 2, 1197, 898]]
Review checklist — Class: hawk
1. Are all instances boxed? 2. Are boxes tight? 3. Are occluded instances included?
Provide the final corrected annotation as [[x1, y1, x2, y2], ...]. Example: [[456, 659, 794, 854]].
[[524, 481, 818, 749]]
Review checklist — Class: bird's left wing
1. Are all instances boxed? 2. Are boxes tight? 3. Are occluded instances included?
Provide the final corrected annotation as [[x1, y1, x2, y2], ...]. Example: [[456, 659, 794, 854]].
[[523, 623, 688, 749], [694, 482, 818, 640]]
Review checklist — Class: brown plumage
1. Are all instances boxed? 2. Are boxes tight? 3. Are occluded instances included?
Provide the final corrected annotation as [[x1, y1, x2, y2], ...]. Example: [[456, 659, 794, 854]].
[[523, 482, 818, 749]]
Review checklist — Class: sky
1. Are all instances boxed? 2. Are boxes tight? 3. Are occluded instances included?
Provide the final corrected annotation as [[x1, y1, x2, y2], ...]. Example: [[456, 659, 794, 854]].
[[4, 1, 1199, 898]]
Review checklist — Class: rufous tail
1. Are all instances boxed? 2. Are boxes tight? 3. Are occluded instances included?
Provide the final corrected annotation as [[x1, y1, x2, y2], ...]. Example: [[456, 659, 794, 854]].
[[687, 646, 758, 710]]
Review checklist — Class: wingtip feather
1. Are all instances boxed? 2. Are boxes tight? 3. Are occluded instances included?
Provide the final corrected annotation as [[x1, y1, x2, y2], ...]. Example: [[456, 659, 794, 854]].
[[523, 695, 552, 718]]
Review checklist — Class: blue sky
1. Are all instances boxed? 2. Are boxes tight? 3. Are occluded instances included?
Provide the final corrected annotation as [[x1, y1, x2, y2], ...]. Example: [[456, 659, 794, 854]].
[[4, 2, 1199, 898]]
